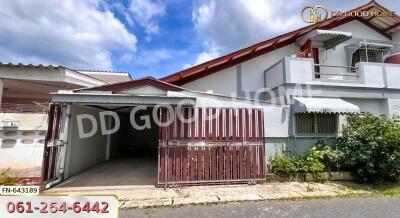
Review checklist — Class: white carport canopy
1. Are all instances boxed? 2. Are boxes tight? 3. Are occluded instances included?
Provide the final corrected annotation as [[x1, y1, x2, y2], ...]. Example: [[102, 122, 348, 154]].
[[293, 97, 360, 114]]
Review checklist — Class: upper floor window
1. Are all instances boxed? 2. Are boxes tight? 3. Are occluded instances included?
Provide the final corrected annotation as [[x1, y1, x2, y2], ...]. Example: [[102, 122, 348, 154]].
[[351, 48, 382, 66]]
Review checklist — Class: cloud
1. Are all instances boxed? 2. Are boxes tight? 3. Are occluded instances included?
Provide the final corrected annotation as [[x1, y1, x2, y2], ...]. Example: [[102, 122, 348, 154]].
[[192, 0, 305, 54], [190, 0, 400, 67], [0, 0, 137, 70], [194, 42, 220, 65], [129, 0, 166, 40]]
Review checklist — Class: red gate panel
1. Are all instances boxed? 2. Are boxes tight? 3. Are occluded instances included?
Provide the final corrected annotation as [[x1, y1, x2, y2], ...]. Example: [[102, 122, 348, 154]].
[[41, 104, 63, 188], [158, 107, 265, 185]]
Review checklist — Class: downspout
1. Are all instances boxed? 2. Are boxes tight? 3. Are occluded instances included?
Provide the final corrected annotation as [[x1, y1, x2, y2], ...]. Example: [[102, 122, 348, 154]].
[[45, 104, 71, 189]]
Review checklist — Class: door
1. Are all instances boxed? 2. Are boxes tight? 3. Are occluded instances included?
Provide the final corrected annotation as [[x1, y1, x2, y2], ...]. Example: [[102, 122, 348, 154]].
[[313, 48, 320, 78], [158, 107, 265, 185], [41, 104, 63, 188]]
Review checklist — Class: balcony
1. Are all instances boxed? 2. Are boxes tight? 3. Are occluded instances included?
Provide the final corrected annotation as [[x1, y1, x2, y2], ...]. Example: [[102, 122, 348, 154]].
[[264, 57, 400, 89]]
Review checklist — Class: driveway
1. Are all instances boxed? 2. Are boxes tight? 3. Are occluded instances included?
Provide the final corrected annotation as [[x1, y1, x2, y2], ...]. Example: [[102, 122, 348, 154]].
[[120, 196, 400, 218]]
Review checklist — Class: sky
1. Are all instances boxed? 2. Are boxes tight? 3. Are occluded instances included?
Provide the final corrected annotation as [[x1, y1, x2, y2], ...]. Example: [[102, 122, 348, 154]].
[[0, 0, 399, 79]]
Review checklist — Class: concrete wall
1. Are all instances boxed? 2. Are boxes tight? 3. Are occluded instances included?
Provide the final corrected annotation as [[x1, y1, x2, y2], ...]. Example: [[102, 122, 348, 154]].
[[343, 98, 388, 115], [0, 130, 45, 177], [183, 44, 298, 97], [183, 66, 237, 96], [64, 105, 108, 178]]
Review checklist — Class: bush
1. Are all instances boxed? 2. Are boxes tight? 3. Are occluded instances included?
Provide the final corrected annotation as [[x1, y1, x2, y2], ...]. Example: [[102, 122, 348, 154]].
[[0, 170, 18, 185], [337, 113, 400, 183], [298, 146, 326, 173], [271, 143, 343, 174], [270, 153, 298, 173]]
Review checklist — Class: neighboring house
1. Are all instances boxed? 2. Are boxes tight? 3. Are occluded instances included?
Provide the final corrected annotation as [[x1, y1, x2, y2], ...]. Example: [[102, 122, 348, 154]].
[[0, 63, 131, 177], [161, 1, 400, 159], [41, 1, 400, 189]]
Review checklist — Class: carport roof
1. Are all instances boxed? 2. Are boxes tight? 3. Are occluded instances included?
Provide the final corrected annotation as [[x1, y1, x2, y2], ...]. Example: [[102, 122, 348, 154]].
[[76, 76, 183, 93]]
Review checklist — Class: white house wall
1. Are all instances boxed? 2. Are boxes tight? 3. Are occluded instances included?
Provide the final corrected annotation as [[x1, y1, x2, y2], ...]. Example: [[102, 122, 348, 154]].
[[183, 44, 298, 98], [183, 66, 237, 96], [341, 98, 388, 115], [240, 44, 298, 92], [64, 105, 108, 179]]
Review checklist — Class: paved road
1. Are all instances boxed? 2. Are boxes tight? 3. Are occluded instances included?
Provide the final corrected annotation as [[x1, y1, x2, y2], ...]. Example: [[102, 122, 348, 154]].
[[120, 197, 400, 218]]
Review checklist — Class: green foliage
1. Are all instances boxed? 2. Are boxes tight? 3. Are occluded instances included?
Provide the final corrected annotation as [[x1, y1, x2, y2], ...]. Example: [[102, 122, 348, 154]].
[[337, 113, 400, 183], [298, 146, 326, 173], [271, 143, 342, 174], [270, 153, 298, 174], [0, 170, 18, 185]]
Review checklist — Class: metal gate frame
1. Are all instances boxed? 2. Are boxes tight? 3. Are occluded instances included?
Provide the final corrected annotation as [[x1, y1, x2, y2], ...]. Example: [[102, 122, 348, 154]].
[[40, 104, 63, 189], [158, 107, 265, 185]]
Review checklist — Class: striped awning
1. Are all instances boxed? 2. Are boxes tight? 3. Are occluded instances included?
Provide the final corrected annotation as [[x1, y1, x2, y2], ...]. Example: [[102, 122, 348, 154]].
[[293, 97, 360, 114]]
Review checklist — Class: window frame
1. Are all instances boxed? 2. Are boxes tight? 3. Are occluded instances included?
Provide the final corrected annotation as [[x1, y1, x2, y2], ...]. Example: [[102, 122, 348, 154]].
[[294, 113, 338, 136]]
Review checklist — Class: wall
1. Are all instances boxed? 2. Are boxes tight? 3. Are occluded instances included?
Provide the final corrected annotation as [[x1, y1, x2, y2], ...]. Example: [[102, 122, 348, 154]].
[[392, 31, 400, 53], [342, 98, 388, 115], [183, 44, 298, 97], [0, 112, 47, 177], [0, 130, 46, 177], [387, 98, 400, 117], [183, 66, 237, 96], [241, 44, 298, 93], [64, 105, 108, 178]]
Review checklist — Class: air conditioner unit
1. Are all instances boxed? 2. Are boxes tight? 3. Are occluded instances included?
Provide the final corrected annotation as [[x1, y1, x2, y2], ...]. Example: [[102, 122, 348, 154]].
[[1, 119, 20, 128]]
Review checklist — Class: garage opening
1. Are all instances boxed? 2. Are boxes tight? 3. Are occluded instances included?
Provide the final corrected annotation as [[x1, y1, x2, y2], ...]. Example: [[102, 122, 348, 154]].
[[56, 105, 159, 189]]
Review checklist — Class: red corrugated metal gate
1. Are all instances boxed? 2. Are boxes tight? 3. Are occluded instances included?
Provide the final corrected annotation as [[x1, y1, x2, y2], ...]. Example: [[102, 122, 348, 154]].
[[158, 107, 265, 185], [41, 104, 63, 186]]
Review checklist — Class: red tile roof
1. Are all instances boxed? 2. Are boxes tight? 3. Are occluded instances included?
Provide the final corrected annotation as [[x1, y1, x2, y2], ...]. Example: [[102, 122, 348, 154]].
[[161, 1, 400, 85]]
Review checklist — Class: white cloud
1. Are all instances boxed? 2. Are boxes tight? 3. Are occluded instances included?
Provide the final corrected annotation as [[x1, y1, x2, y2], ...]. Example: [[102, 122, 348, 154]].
[[192, 0, 305, 54], [0, 0, 137, 70], [129, 0, 166, 39], [195, 42, 220, 65]]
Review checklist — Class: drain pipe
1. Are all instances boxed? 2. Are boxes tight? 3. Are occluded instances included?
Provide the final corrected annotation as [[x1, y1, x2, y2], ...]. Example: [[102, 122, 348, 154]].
[[45, 105, 71, 189]]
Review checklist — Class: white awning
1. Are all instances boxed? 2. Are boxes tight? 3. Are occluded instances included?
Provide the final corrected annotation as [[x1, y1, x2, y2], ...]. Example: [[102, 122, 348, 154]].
[[296, 29, 352, 50], [293, 97, 360, 114]]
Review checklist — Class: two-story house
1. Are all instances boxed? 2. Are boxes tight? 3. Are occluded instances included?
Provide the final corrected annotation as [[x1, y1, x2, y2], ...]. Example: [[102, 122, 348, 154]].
[[41, 1, 400, 189], [161, 1, 400, 159]]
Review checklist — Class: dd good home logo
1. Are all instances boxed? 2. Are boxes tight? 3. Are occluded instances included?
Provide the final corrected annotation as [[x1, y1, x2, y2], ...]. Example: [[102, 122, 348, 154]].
[[301, 5, 328, 23]]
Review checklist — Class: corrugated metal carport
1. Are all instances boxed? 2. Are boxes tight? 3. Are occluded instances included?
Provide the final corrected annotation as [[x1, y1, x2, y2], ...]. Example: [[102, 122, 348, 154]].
[[41, 78, 266, 189]]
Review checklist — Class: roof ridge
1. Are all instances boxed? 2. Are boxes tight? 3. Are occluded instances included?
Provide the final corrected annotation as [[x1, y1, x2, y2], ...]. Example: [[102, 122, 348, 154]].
[[76, 69, 130, 74]]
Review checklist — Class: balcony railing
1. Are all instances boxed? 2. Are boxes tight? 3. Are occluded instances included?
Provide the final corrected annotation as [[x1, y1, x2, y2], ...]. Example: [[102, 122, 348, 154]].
[[314, 64, 359, 81], [264, 57, 400, 89]]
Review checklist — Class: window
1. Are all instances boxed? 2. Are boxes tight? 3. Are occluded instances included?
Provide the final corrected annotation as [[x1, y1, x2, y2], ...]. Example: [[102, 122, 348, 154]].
[[296, 113, 337, 134], [351, 49, 380, 67]]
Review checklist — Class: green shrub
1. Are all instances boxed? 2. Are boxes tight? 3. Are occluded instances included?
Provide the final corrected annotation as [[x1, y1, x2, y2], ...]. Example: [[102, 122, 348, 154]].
[[337, 113, 400, 183], [271, 143, 343, 174], [0, 170, 18, 185], [270, 153, 298, 174], [298, 146, 326, 173], [307, 142, 343, 172]]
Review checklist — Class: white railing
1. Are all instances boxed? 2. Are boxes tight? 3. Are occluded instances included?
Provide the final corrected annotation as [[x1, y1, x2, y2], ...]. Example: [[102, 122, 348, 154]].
[[265, 57, 400, 89], [314, 64, 359, 82]]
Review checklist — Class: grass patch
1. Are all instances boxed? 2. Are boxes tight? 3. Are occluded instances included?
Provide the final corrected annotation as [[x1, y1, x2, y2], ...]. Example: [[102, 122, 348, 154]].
[[0, 170, 18, 185], [335, 182, 400, 196]]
